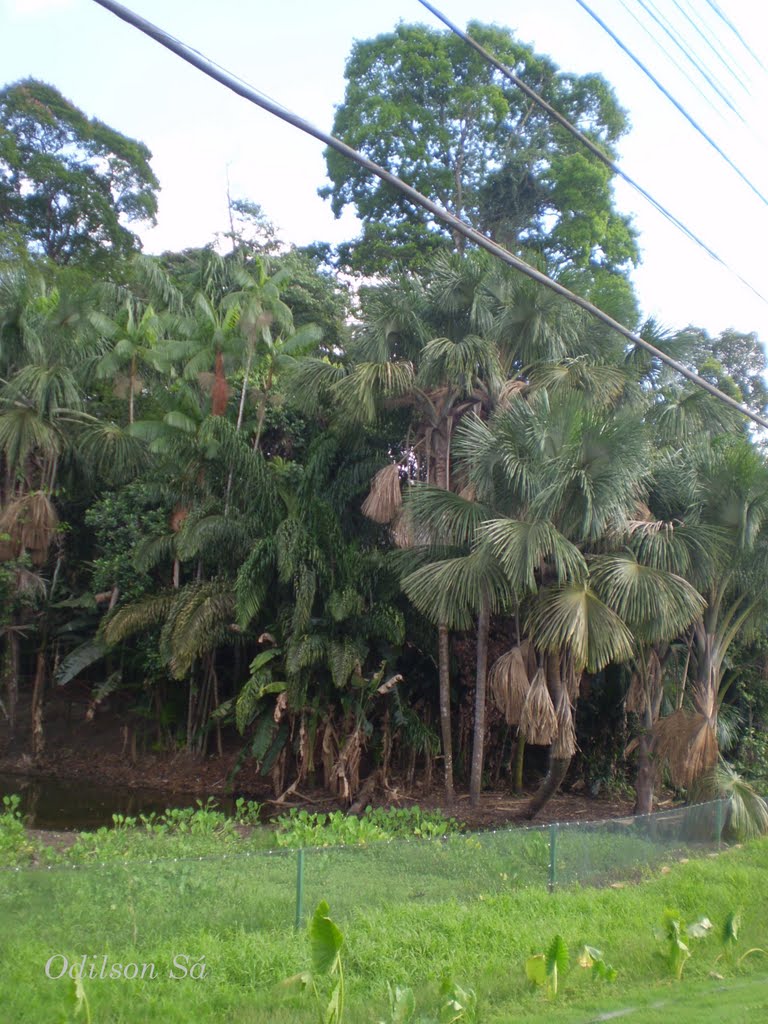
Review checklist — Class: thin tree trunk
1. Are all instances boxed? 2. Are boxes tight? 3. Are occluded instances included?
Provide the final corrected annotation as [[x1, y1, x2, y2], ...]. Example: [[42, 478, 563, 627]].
[[525, 756, 571, 820], [253, 366, 274, 451], [438, 623, 455, 803], [633, 724, 655, 815], [513, 734, 526, 793], [129, 355, 136, 425], [31, 651, 46, 761], [4, 629, 19, 736], [469, 597, 490, 807]]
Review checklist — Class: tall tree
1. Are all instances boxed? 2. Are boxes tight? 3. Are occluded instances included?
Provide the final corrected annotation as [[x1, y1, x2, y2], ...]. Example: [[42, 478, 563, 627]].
[[321, 23, 637, 279], [0, 78, 158, 269]]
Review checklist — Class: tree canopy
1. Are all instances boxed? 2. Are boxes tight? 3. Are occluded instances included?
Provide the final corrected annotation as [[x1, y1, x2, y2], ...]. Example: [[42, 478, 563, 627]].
[[0, 78, 159, 269], [321, 22, 638, 284]]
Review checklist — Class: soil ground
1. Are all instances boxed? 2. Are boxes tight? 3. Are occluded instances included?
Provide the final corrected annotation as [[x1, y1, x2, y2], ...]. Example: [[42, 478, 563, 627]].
[[0, 687, 645, 838]]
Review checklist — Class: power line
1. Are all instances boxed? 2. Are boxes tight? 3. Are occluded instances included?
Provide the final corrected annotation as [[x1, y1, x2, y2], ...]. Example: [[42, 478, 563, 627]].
[[616, 0, 727, 121], [89, 0, 768, 431], [704, 0, 767, 73], [416, 0, 768, 306], [636, 0, 743, 119], [574, 0, 768, 209], [671, 0, 750, 96]]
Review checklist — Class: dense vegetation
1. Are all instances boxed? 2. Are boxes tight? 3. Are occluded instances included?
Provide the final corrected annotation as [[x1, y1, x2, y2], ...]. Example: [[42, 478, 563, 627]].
[[2, 22, 768, 822]]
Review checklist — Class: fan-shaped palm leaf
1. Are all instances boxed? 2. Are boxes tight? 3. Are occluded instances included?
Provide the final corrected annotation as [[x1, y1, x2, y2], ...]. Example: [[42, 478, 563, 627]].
[[527, 583, 634, 673], [590, 553, 705, 642]]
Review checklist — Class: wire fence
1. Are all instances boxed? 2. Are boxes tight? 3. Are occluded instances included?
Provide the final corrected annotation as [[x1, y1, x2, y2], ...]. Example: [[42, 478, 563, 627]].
[[0, 798, 728, 950]]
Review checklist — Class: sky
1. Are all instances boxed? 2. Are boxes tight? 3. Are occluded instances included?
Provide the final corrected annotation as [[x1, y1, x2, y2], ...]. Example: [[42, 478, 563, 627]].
[[2, 0, 768, 341]]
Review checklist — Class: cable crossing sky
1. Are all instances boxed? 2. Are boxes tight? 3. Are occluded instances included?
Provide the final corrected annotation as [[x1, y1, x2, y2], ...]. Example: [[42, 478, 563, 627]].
[[90, 0, 768, 432]]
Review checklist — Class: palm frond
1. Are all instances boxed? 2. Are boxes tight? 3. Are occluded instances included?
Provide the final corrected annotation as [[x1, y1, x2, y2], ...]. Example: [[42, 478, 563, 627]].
[[589, 553, 705, 642], [102, 592, 176, 646], [401, 544, 514, 630], [519, 667, 558, 745], [527, 583, 635, 673], [489, 645, 530, 726], [361, 463, 402, 524], [483, 518, 587, 592], [652, 709, 718, 788]]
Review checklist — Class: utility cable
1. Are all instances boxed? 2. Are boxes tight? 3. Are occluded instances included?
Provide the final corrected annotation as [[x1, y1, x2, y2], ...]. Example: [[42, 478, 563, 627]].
[[616, 0, 727, 121], [637, 0, 743, 119], [671, 0, 749, 94], [704, 0, 767, 73], [574, 0, 768, 209], [89, 0, 768, 431], [416, 0, 768, 306]]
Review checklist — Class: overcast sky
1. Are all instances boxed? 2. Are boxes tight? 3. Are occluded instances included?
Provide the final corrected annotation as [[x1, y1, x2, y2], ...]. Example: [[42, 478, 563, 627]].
[[2, 0, 768, 341]]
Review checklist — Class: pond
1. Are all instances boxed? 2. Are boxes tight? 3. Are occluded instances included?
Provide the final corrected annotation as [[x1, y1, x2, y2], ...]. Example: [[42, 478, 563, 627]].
[[0, 772, 238, 830]]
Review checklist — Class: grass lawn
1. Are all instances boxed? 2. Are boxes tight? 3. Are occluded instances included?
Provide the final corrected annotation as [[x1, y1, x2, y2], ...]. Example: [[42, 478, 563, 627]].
[[0, 802, 767, 1023]]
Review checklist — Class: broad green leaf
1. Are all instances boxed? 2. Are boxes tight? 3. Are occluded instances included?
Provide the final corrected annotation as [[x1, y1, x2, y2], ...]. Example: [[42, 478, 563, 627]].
[[722, 910, 741, 946], [387, 983, 416, 1023], [310, 901, 343, 976], [546, 934, 569, 977], [525, 954, 546, 986]]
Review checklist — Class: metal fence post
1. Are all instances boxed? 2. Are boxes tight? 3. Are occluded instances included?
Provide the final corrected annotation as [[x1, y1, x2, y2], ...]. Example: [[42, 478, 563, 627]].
[[548, 823, 558, 892], [294, 848, 305, 930]]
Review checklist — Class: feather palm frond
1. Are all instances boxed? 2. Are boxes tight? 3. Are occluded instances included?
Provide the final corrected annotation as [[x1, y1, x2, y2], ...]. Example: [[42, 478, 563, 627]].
[[483, 518, 587, 592], [102, 592, 176, 647]]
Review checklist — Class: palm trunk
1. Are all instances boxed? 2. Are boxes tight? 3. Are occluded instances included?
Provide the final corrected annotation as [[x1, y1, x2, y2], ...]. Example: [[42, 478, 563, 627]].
[[253, 365, 274, 451], [525, 756, 571, 819], [438, 622, 455, 803], [633, 726, 655, 815], [513, 734, 526, 793], [4, 629, 19, 736], [526, 654, 573, 819], [31, 650, 45, 761], [469, 597, 490, 807]]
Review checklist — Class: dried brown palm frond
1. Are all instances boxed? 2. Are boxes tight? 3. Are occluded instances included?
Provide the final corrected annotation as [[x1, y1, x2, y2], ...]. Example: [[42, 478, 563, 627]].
[[497, 378, 528, 408], [653, 709, 718, 789], [390, 507, 434, 549], [625, 649, 663, 714], [362, 463, 402, 524], [0, 490, 59, 565], [625, 670, 645, 714], [552, 688, 577, 759], [330, 726, 364, 803], [520, 667, 558, 746], [489, 646, 530, 726], [458, 481, 477, 502]]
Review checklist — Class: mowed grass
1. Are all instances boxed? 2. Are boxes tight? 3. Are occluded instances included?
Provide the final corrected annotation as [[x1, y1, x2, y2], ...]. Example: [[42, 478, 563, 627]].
[[0, 825, 767, 1023]]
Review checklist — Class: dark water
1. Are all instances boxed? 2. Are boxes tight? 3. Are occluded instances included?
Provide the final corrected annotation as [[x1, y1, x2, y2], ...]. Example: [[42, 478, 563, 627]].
[[0, 772, 238, 831]]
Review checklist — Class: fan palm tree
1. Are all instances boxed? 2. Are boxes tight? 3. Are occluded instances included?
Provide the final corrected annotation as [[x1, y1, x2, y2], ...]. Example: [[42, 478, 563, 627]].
[[454, 380, 653, 815]]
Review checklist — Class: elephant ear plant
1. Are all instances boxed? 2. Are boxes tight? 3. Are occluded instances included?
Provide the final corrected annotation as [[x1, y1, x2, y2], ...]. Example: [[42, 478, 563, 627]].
[[284, 901, 345, 1023], [656, 909, 712, 980]]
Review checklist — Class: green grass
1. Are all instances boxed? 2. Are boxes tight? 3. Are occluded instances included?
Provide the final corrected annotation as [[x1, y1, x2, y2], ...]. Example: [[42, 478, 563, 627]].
[[0, 797, 765, 1022]]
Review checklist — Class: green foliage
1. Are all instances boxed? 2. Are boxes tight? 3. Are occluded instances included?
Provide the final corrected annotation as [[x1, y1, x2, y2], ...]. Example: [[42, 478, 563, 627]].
[[656, 909, 712, 980], [525, 934, 569, 998], [274, 806, 461, 848], [322, 23, 636, 277], [0, 78, 158, 269]]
